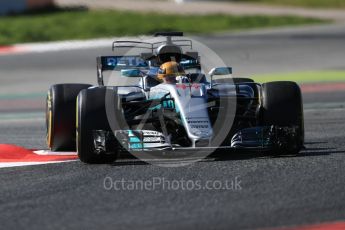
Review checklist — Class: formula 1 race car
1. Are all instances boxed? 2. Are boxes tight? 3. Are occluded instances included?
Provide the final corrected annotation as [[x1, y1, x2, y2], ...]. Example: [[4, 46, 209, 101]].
[[46, 32, 304, 164]]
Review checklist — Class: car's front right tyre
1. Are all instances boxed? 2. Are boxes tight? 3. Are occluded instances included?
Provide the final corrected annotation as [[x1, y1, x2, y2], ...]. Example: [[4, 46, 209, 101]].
[[261, 81, 304, 155]]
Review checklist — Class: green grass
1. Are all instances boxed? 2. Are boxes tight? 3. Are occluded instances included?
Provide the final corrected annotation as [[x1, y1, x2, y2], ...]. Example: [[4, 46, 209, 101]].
[[220, 0, 345, 8], [0, 10, 326, 45], [250, 71, 345, 84]]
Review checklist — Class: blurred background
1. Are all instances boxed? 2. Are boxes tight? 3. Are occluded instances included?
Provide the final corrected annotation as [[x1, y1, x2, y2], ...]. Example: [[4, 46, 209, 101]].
[[0, 0, 344, 109]]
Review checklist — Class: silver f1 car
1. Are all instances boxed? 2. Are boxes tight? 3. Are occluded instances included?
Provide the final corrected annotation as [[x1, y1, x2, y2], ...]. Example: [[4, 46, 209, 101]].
[[46, 32, 304, 164]]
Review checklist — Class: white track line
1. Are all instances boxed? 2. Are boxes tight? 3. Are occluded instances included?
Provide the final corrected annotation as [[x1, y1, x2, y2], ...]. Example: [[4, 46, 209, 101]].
[[0, 160, 78, 169], [33, 150, 77, 156], [0, 36, 152, 55], [0, 38, 113, 55], [17, 38, 114, 53]]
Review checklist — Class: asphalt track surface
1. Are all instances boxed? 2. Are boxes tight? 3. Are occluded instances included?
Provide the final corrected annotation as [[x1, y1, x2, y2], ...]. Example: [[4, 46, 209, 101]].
[[0, 24, 345, 230]]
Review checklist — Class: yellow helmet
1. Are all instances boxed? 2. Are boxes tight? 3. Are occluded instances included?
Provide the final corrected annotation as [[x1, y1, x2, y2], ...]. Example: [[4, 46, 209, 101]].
[[157, 61, 185, 81]]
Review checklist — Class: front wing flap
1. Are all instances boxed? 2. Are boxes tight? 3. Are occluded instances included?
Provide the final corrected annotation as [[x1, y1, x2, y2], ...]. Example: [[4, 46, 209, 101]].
[[231, 125, 301, 151]]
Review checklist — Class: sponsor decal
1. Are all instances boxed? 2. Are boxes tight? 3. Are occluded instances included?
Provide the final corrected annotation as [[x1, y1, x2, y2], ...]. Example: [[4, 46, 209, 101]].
[[176, 84, 188, 90], [191, 83, 200, 89]]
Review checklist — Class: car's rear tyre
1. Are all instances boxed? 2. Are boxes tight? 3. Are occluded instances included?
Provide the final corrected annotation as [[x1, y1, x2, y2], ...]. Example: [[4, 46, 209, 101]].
[[233, 78, 255, 84], [77, 87, 118, 164], [213, 77, 254, 84], [46, 84, 91, 151], [261, 81, 304, 155]]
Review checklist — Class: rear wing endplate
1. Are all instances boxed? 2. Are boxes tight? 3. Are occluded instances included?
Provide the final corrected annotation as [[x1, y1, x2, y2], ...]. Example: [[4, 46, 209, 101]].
[[96, 56, 149, 86]]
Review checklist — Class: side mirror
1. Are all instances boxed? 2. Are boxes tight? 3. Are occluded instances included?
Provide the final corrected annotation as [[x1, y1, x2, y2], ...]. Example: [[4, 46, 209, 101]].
[[209, 67, 232, 77], [209, 67, 233, 87], [121, 69, 142, 78]]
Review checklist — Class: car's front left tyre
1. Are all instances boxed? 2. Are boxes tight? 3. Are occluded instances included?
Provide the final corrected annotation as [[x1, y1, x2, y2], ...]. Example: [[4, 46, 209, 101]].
[[77, 87, 118, 164]]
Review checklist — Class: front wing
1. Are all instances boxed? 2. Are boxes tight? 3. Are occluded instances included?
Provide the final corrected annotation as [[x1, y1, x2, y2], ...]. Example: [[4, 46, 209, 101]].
[[92, 125, 301, 154]]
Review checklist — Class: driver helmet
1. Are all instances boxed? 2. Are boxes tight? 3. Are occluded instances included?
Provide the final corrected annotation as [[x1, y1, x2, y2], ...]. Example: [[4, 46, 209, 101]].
[[157, 61, 185, 83]]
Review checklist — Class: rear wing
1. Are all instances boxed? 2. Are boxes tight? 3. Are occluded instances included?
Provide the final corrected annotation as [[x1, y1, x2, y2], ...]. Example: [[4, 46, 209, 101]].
[[96, 56, 149, 86], [96, 53, 201, 86], [112, 39, 193, 53]]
